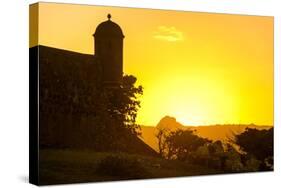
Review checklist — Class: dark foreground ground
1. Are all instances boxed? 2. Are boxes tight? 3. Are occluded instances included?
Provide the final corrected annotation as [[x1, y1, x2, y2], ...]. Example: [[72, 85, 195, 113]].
[[39, 149, 223, 185]]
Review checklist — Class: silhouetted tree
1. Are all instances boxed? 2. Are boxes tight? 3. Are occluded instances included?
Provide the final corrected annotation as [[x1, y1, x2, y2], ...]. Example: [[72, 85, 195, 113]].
[[155, 127, 169, 157], [81, 74, 143, 151], [165, 129, 211, 160], [233, 128, 273, 170], [105, 75, 143, 135]]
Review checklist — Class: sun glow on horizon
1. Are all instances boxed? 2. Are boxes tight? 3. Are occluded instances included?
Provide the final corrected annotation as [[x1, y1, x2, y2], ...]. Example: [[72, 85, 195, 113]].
[[33, 3, 274, 126]]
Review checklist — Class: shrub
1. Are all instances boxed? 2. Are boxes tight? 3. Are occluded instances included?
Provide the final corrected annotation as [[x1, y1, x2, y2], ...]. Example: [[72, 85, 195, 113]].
[[233, 127, 273, 170]]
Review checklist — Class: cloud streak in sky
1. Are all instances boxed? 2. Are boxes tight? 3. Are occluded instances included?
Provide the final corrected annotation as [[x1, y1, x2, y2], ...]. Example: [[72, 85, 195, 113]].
[[153, 26, 184, 42]]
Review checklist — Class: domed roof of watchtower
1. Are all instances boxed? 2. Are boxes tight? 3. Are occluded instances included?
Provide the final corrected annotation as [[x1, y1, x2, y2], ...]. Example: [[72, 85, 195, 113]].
[[93, 14, 124, 38]]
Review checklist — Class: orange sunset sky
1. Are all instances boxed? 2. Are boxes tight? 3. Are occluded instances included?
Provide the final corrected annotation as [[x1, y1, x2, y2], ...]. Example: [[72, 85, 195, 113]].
[[30, 2, 274, 126]]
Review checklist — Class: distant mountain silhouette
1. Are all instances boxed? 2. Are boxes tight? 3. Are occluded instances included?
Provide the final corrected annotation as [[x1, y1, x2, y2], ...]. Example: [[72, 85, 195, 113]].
[[156, 116, 183, 131], [140, 116, 272, 152]]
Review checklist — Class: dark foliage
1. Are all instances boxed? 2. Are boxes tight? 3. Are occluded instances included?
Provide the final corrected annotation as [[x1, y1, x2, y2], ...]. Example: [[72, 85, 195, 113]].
[[90, 75, 143, 151], [155, 127, 169, 157], [105, 75, 143, 136], [233, 128, 273, 170], [164, 129, 211, 160]]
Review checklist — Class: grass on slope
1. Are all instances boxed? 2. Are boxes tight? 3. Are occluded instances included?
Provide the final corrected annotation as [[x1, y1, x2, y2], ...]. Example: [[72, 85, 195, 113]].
[[39, 149, 221, 185]]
